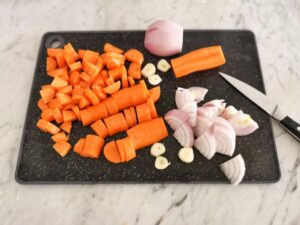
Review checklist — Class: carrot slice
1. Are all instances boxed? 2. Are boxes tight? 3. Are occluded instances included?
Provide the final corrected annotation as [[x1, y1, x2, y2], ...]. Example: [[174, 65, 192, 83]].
[[60, 121, 72, 134], [108, 66, 122, 80], [126, 117, 168, 150], [103, 97, 119, 115], [136, 103, 152, 123], [48, 98, 62, 109], [130, 107, 137, 126], [62, 110, 77, 122], [101, 70, 109, 80], [82, 61, 100, 80], [93, 75, 105, 87], [96, 57, 104, 70], [47, 57, 57, 72], [78, 80, 91, 89], [56, 93, 72, 105], [101, 53, 125, 66], [103, 141, 122, 163], [91, 120, 109, 138], [103, 43, 124, 54], [105, 77, 115, 86], [123, 108, 133, 128], [74, 138, 85, 154], [41, 108, 54, 122], [84, 87, 99, 105], [69, 71, 81, 86], [139, 80, 149, 96], [58, 85, 72, 95], [128, 76, 135, 87], [81, 134, 104, 158], [53, 142, 72, 157], [71, 106, 81, 121], [37, 99, 49, 111], [79, 96, 91, 109], [87, 103, 109, 121], [130, 83, 148, 106], [112, 88, 133, 110], [149, 86, 161, 103], [103, 81, 121, 95], [64, 43, 80, 61], [80, 71, 92, 83], [116, 139, 126, 162], [51, 77, 68, 89], [121, 137, 136, 162], [52, 107, 64, 124], [147, 97, 158, 118], [56, 51, 66, 68], [36, 119, 60, 135], [104, 113, 128, 136], [128, 62, 141, 79], [121, 66, 128, 88], [124, 49, 144, 64], [47, 48, 63, 57], [69, 61, 82, 71], [51, 131, 69, 143], [72, 85, 85, 103], [80, 109, 93, 126], [40, 88, 55, 104], [78, 49, 86, 60], [83, 50, 99, 64], [47, 67, 68, 78], [63, 51, 75, 66], [92, 85, 107, 100], [62, 102, 76, 110]]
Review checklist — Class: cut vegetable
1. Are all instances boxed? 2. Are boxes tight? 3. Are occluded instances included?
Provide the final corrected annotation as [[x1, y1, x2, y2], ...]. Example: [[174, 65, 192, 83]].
[[52, 107, 64, 124], [164, 109, 189, 131], [193, 116, 213, 137], [103, 97, 119, 116], [221, 105, 238, 120], [194, 128, 217, 160], [175, 88, 195, 109], [40, 88, 55, 104], [197, 106, 218, 119], [180, 101, 197, 127], [148, 74, 162, 86], [128, 76, 135, 86], [81, 134, 104, 158], [142, 63, 156, 78], [212, 123, 236, 157], [60, 121, 72, 133], [82, 50, 99, 64], [53, 142, 72, 157], [62, 110, 77, 122], [90, 120, 109, 138], [103, 43, 124, 54], [84, 87, 99, 105], [147, 98, 158, 118], [124, 49, 144, 64], [188, 87, 208, 103], [203, 99, 226, 116], [136, 103, 152, 123], [36, 119, 60, 135], [128, 62, 141, 80], [150, 143, 166, 157], [149, 86, 161, 103], [47, 57, 57, 72], [103, 141, 122, 163], [104, 113, 128, 136], [87, 103, 109, 122], [47, 48, 63, 57], [155, 156, 170, 170], [228, 111, 259, 136], [74, 138, 85, 154], [51, 131, 69, 143], [103, 81, 121, 95], [173, 122, 194, 147], [37, 99, 49, 111], [178, 147, 194, 163], [41, 109, 54, 122], [157, 59, 171, 72]]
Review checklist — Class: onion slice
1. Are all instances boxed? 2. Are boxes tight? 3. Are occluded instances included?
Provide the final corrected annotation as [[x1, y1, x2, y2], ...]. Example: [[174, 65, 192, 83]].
[[197, 106, 218, 119], [202, 99, 226, 115], [228, 111, 259, 136], [164, 109, 189, 131], [193, 116, 213, 137], [212, 123, 236, 156], [188, 87, 208, 103], [194, 128, 217, 160], [219, 154, 246, 187], [181, 101, 197, 127], [221, 105, 238, 120], [175, 88, 196, 109], [173, 122, 194, 147]]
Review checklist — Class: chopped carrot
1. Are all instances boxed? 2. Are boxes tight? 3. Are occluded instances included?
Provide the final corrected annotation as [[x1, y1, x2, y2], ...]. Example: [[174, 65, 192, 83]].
[[41, 108, 54, 122], [87, 103, 109, 121], [105, 77, 115, 86], [103, 141, 122, 164], [40, 88, 55, 104], [128, 76, 135, 87], [81, 134, 104, 158], [74, 138, 85, 154], [80, 71, 92, 83], [108, 66, 123, 80], [52, 107, 64, 124], [51, 76, 68, 89], [80, 109, 93, 126], [84, 87, 99, 105], [104, 112, 128, 136], [93, 75, 105, 87], [47, 48, 63, 57], [78, 49, 86, 60], [41, 84, 54, 90], [60, 121, 72, 133], [96, 57, 104, 70], [56, 52, 66, 68], [64, 43, 80, 61], [149, 86, 161, 103], [78, 80, 91, 89], [58, 71, 69, 82], [136, 102, 152, 123], [47, 57, 57, 72], [79, 96, 91, 109], [103, 97, 119, 115], [101, 53, 125, 66], [128, 62, 141, 79], [112, 88, 133, 110], [121, 66, 128, 88], [47, 67, 68, 78], [101, 70, 109, 80], [48, 98, 62, 109], [147, 97, 158, 118], [92, 85, 107, 100], [37, 99, 49, 111], [71, 106, 81, 121], [56, 93, 73, 105], [69, 61, 82, 71], [69, 71, 81, 86], [51, 131, 69, 143], [36, 119, 60, 135], [82, 61, 100, 80], [130, 83, 148, 106], [126, 117, 168, 150], [63, 51, 75, 66], [106, 58, 122, 70], [58, 85, 72, 95], [116, 139, 126, 162], [103, 43, 124, 54], [91, 120, 109, 138], [72, 85, 85, 103], [62, 102, 76, 110], [124, 49, 144, 64], [124, 108, 134, 128], [62, 110, 77, 122], [121, 137, 136, 162], [139, 80, 149, 96], [53, 142, 72, 157], [103, 81, 121, 95], [130, 107, 137, 126], [83, 50, 99, 64]]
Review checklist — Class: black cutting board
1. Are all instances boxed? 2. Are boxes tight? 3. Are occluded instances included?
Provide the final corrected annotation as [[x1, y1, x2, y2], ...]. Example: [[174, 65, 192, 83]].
[[15, 30, 280, 184]]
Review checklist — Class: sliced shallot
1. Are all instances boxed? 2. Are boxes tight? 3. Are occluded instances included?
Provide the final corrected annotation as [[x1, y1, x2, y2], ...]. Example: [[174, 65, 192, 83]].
[[175, 88, 195, 109], [180, 101, 197, 127], [221, 105, 238, 120], [173, 122, 194, 147], [197, 106, 218, 119], [188, 87, 208, 103], [194, 128, 217, 160], [164, 109, 189, 131], [212, 123, 236, 157], [202, 99, 226, 115], [228, 111, 259, 136], [193, 116, 213, 137]]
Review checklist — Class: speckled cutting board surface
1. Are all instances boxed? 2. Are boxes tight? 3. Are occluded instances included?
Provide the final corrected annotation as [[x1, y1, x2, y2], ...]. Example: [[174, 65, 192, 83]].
[[15, 30, 280, 183]]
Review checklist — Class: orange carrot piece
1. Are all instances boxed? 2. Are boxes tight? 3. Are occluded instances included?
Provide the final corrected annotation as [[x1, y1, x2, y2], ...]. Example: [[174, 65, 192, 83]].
[[103, 141, 122, 164], [124, 108, 133, 128], [62, 110, 77, 122], [139, 80, 149, 96], [103, 97, 119, 115], [47, 67, 68, 78], [80, 71, 92, 83], [56, 93, 72, 105], [51, 131, 69, 143], [69, 61, 82, 71], [79, 96, 91, 109], [74, 138, 85, 154], [121, 66, 128, 88], [124, 49, 144, 64], [103, 43, 124, 54], [101, 53, 125, 65], [41, 108, 54, 122], [128, 62, 141, 79], [72, 85, 84, 103], [82, 61, 100, 80], [53, 142, 72, 157], [147, 97, 158, 118], [121, 137, 136, 162], [103, 81, 121, 95], [90, 120, 109, 138], [60, 121, 72, 134], [104, 113, 128, 136], [64, 43, 80, 61], [116, 139, 126, 162], [41, 84, 54, 90], [36, 119, 60, 135], [40, 88, 55, 104], [92, 85, 107, 100], [47, 57, 57, 72], [62, 102, 76, 110], [130, 83, 148, 106], [81, 134, 104, 158], [126, 118, 168, 150], [96, 57, 104, 70], [78, 49, 86, 60], [105, 77, 115, 86], [78, 80, 91, 89], [101, 69, 109, 80], [71, 106, 81, 121], [52, 107, 64, 124], [128, 76, 135, 87], [83, 50, 99, 64], [56, 52, 66, 68], [111, 88, 133, 110], [87, 103, 109, 121], [93, 75, 105, 87], [108, 66, 123, 81], [69, 71, 81, 86], [58, 85, 72, 95], [136, 103, 152, 123], [106, 58, 122, 70], [37, 99, 49, 111], [51, 76, 68, 89], [63, 51, 75, 66], [84, 87, 99, 105], [80, 109, 93, 126], [149, 86, 161, 103], [130, 107, 137, 126], [48, 98, 62, 109], [47, 48, 63, 57]]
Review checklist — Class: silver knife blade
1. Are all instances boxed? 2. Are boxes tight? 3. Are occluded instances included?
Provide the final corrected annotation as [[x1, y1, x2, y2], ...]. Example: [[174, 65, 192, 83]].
[[219, 72, 284, 120]]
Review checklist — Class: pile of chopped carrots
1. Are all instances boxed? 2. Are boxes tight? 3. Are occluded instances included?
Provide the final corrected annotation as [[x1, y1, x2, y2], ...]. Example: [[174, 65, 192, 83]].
[[37, 42, 168, 163]]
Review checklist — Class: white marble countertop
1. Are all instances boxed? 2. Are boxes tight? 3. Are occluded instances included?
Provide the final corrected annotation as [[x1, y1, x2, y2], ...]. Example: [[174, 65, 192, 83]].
[[0, 0, 300, 224]]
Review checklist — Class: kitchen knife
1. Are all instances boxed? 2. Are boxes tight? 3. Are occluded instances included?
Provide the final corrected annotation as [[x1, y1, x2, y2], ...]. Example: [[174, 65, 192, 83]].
[[219, 72, 300, 142]]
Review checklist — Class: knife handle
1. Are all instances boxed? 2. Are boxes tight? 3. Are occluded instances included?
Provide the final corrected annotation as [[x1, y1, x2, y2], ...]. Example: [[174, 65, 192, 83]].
[[279, 116, 300, 142]]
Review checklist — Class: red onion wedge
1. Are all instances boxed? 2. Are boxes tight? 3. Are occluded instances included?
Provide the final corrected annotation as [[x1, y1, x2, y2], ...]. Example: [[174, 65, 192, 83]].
[[181, 101, 197, 127], [144, 20, 183, 57], [194, 128, 217, 160], [188, 87, 208, 103], [228, 111, 259, 136], [219, 154, 246, 187], [213, 117, 235, 137], [175, 88, 196, 109], [173, 122, 194, 147], [197, 106, 219, 119], [193, 116, 213, 137], [164, 109, 189, 131], [212, 123, 236, 157], [202, 99, 226, 115], [221, 105, 238, 120]]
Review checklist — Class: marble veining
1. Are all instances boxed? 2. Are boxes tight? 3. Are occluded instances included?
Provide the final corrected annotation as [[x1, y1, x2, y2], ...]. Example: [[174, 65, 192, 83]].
[[0, 0, 299, 225]]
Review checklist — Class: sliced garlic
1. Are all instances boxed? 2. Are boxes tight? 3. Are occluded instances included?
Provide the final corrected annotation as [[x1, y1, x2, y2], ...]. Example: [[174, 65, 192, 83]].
[[155, 156, 171, 170], [142, 63, 156, 78], [148, 74, 162, 86], [150, 143, 166, 157], [157, 59, 171, 72], [178, 147, 194, 163]]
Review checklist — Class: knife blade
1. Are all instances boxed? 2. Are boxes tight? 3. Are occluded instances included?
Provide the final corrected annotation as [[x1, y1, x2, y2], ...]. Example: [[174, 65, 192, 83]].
[[219, 72, 300, 142]]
